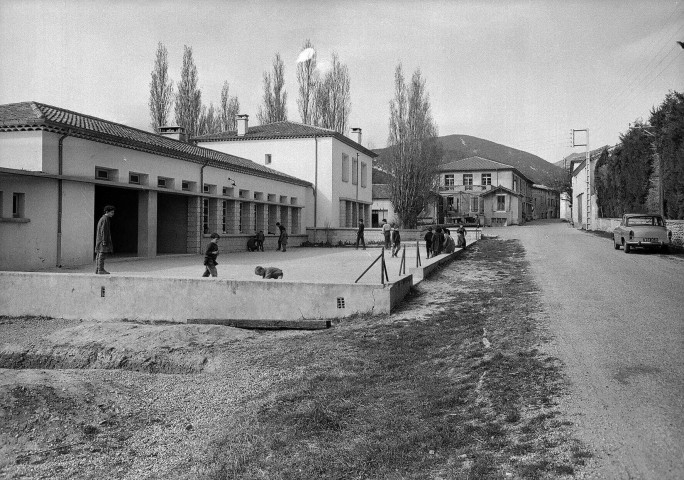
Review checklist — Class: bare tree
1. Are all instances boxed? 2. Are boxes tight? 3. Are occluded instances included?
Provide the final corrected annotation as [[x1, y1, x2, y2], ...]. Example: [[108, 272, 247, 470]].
[[387, 64, 441, 228], [296, 39, 318, 124], [257, 53, 287, 124], [313, 52, 350, 134], [198, 103, 222, 136], [175, 45, 202, 136], [219, 81, 240, 131], [148, 42, 174, 132]]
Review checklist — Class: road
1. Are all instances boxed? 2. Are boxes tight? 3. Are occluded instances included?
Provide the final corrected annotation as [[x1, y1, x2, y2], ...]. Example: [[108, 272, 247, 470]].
[[489, 220, 684, 479]]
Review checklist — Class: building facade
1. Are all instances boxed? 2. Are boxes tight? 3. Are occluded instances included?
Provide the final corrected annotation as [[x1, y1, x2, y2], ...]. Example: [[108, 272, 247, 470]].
[[0, 102, 311, 270], [436, 156, 536, 227], [531, 184, 560, 220], [195, 118, 376, 229]]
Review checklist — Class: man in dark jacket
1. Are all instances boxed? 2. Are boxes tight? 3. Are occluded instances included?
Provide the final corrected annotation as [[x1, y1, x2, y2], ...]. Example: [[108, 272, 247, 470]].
[[355, 219, 366, 250], [95, 205, 115, 274], [432, 227, 444, 256]]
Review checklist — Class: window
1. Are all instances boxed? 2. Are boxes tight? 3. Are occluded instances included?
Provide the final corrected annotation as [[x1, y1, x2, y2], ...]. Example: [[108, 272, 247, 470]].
[[182, 181, 191, 191], [352, 156, 358, 185], [95, 167, 116, 181], [202, 198, 209, 234], [221, 200, 227, 233], [463, 174, 473, 186], [157, 176, 172, 188], [129, 173, 140, 185], [447, 196, 454, 210], [470, 196, 479, 212], [13, 192, 25, 218], [481, 173, 491, 185], [265, 154, 272, 165], [361, 162, 367, 187], [238, 202, 243, 233], [444, 174, 454, 187], [497, 195, 506, 211], [342, 154, 350, 182], [513, 178, 518, 192], [222, 186, 234, 196]]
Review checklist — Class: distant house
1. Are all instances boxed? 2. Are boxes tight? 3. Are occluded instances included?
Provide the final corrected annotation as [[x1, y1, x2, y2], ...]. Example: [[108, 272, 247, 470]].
[[569, 147, 607, 229], [437, 156, 540, 227], [560, 192, 572, 222], [371, 184, 396, 227], [194, 117, 377, 229], [0, 102, 310, 270], [531, 184, 560, 220]]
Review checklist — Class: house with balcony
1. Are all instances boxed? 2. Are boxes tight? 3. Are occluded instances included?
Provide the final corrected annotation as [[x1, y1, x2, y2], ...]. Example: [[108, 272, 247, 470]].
[[194, 117, 377, 229], [437, 156, 534, 226]]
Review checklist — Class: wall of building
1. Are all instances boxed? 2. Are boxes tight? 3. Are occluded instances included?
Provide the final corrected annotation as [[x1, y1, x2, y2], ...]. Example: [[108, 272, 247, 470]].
[[0, 175, 59, 270], [0, 130, 44, 171], [331, 139, 373, 228]]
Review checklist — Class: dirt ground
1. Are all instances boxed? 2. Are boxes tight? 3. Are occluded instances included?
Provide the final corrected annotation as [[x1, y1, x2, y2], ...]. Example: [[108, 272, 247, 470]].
[[0, 235, 581, 479]]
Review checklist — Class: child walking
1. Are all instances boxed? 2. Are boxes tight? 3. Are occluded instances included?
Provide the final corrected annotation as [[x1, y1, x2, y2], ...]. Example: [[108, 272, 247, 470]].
[[202, 233, 220, 277]]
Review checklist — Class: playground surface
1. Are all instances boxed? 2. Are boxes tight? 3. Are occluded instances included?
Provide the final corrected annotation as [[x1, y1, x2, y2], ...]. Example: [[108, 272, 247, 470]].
[[45, 245, 428, 285]]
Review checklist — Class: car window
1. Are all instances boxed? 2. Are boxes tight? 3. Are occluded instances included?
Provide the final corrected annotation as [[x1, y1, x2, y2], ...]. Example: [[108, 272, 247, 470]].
[[626, 216, 662, 227]]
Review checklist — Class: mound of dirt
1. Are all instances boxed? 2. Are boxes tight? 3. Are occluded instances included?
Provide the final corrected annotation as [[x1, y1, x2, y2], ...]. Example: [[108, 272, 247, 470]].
[[0, 321, 256, 374]]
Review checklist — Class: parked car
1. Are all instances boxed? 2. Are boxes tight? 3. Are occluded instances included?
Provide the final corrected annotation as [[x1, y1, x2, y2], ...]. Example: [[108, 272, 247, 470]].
[[613, 214, 672, 253]]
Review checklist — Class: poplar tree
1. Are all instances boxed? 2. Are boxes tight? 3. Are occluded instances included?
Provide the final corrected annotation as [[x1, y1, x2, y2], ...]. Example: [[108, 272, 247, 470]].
[[386, 64, 441, 228], [257, 53, 287, 124], [148, 42, 174, 132], [175, 45, 202, 136], [219, 81, 240, 131], [296, 39, 318, 124], [313, 52, 350, 134]]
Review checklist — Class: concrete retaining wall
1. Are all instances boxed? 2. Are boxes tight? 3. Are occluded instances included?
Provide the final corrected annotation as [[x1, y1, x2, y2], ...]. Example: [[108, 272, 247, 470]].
[[410, 249, 467, 282], [0, 272, 410, 322], [594, 218, 684, 246]]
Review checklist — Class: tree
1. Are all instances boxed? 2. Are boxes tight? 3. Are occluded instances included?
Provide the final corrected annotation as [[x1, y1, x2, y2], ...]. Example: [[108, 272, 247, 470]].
[[219, 81, 240, 131], [257, 53, 287, 124], [386, 64, 442, 228], [148, 42, 174, 132], [175, 45, 202, 136], [650, 91, 684, 219], [197, 102, 221, 136], [296, 39, 318, 124], [313, 52, 350, 134]]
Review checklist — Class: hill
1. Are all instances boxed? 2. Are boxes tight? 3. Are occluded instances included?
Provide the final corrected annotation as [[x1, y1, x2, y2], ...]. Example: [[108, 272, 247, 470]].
[[373, 134, 567, 187]]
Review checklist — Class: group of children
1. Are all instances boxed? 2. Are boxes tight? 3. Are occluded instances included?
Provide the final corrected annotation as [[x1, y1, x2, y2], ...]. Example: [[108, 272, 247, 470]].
[[202, 232, 283, 280], [423, 224, 467, 259]]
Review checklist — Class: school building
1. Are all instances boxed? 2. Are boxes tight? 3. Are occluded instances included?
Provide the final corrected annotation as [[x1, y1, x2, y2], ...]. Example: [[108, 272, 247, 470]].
[[194, 116, 377, 229], [0, 102, 313, 271]]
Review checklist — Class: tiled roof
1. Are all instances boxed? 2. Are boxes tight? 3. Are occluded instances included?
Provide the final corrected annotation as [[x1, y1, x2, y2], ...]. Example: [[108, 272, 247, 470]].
[[0, 102, 311, 186], [438, 156, 531, 183], [438, 156, 516, 172], [194, 120, 378, 158]]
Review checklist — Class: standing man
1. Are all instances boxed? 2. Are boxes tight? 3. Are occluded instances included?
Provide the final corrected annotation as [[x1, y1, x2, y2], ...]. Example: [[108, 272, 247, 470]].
[[95, 205, 115, 274], [424, 226, 434, 259], [276, 222, 288, 252], [355, 219, 366, 250], [382, 218, 391, 249], [202, 232, 220, 277]]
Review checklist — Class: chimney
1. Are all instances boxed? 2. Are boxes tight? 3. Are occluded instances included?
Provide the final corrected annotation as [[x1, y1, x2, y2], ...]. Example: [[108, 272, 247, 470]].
[[351, 127, 362, 145], [237, 114, 249, 136], [159, 125, 187, 142]]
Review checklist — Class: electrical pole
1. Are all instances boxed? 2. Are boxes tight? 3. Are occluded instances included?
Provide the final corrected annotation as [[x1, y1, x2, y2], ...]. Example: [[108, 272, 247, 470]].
[[572, 129, 590, 229]]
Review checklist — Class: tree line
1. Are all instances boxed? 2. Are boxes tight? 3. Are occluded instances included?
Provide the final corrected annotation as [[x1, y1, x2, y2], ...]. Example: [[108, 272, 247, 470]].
[[148, 41, 441, 229], [595, 91, 684, 219]]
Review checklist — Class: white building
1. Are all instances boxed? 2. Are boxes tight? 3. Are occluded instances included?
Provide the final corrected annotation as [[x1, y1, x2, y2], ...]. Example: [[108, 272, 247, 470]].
[[0, 102, 311, 270], [194, 116, 377, 229]]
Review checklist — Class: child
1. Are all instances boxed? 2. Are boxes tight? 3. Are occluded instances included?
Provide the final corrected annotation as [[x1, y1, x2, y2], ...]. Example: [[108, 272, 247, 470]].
[[247, 235, 258, 252], [391, 224, 401, 257], [202, 233, 220, 277], [424, 226, 433, 259], [256, 230, 265, 251], [456, 223, 467, 248], [255, 266, 283, 279]]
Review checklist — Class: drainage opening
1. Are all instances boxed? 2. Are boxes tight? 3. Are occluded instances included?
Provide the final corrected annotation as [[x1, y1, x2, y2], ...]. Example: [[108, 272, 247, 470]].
[[336, 297, 345, 309]]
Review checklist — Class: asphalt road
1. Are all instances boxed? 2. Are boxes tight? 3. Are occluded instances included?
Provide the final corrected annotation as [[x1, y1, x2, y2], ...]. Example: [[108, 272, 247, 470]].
[[489, 220, 684, 479]]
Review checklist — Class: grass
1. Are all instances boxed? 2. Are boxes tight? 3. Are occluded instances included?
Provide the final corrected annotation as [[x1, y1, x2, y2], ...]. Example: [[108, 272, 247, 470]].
[[201, 238, 590, 479]]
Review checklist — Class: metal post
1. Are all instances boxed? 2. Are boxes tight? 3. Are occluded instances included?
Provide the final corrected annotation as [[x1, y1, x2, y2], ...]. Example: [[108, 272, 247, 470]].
[[416, 240, 421, 267], [381, 247, 386, 285]]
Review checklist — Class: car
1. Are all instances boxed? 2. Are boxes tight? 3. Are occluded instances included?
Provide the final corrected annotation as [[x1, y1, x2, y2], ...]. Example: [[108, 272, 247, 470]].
[[613, 214, 672, 253]]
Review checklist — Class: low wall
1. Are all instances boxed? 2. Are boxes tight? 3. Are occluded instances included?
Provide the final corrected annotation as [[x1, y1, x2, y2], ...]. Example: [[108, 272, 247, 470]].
[[0, 272, 410, 322], [410, 248, 468, 282], [213, 234, 308, 252], [593, 218, 684, 246]]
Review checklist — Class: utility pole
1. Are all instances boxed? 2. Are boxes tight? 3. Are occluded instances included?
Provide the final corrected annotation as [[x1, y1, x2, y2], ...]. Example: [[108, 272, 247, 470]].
[[572, 129, 590, 229]]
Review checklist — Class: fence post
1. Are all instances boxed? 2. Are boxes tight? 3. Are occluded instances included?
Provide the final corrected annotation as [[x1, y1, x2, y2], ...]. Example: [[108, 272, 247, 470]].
[[416, 240, 421, 267]]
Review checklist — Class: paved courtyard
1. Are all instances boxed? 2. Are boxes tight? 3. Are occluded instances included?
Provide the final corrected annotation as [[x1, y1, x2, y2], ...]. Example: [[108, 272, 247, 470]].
[[42, 245, 430, 284]]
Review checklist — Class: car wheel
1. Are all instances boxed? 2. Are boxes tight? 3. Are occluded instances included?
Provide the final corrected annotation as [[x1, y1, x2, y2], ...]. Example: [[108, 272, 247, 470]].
[[624, 242, 631, 253], [614, 239, 620, 250]]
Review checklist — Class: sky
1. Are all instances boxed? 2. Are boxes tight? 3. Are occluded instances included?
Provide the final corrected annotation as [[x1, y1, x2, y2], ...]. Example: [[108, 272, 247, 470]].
[[1, 0, 683, 164]]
